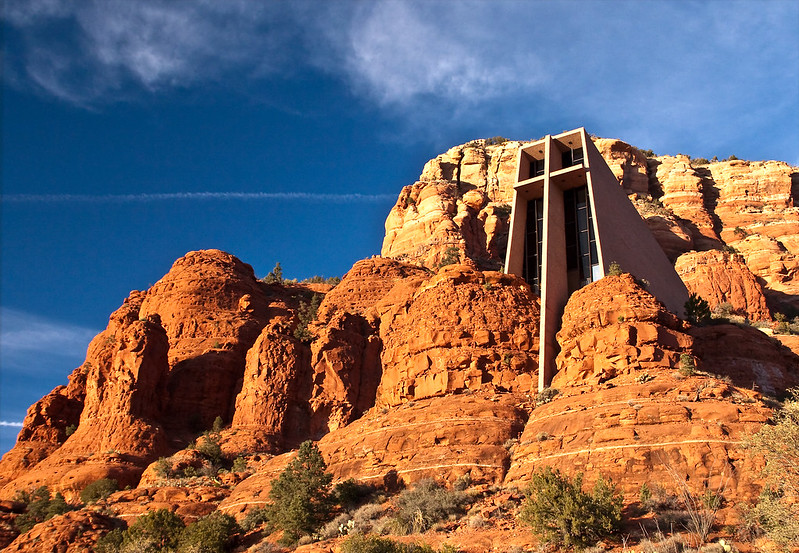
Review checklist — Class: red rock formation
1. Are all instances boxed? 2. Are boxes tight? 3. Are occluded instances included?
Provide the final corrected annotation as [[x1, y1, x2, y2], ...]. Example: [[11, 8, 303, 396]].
[[0, 316, 171, 500], [594, 138, 650, 195], [308, 312, 382, 437], [0, 291, 146, 493], [376, 265, 539, 406], [315, 258, 429, 324], [506, 378, 772, 504], [552, 274, 691, 389], [139, 249, 270, 434], [319, 391, 529, 489], [231, 325, 312, 453], [508, 274, 775, 507], [691, 324, 799, 396], [675, 250, 771, 320], [2, 510, 122, 552]]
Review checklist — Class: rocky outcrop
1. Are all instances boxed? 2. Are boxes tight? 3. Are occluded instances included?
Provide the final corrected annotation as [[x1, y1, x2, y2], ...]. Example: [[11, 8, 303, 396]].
[[675, 249, 771, 320], [2, 510, 122, 553], [315, 258, 429, 324], [690, 324, 799, 396], [594, 138, 650, 195], [230, 326, 312, 453], [0, 292, 146, 489], [376, 265, 539, 406], [139, 249, 271, 434], [319, 391, 529, 488], [308, 312, 382, 437], [508, 274, 775, 506], [552, 274, 691, 389], [0, 316, 171, 501], [506, 377, 772, 504]]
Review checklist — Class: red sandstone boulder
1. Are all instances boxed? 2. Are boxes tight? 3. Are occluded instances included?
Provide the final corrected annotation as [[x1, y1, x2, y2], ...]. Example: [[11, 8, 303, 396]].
[[553, 274, 691, 389], [231, 325, 312, 453], [675, 249, 771, 320], [308, 312, 382, 437], [375, 265, 539, 407], [139, 249, 271, 434], [2, 510, 122, 553]]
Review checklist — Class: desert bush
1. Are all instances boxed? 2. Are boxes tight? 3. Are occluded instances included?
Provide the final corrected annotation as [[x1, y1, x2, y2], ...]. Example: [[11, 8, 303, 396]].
[[154, 456, 174, 479], [351, 503, 386, 533], [95, 528, 126, 553], [391, 479, 470, 535], [607, 261, 624, 277], [14, 486, 75, 533], [517, 467, 622, 549], [685, 293, 711, 325], [123, 508, 185, 551], [262, 263, 284, 284], [176, 511, 238, 553], [640, 148, 656, 158], [336, 479, 375, 509], [744, 388, 799, 546], [535, 387, 559, 406], [264, 440, 334, 545], [437, 247, 460, 269], [240, 507, 270, 532], [294, 294, 321, 342], [80, 478, 118, 504], [661, 462, 728, 545], [485, 136, 509, 145], [340, 534, 454, 553], [197, 432, 223, 466], [65, 423, 77, 437], [231, 455, 248, 473], [679, 353, 696, 377]]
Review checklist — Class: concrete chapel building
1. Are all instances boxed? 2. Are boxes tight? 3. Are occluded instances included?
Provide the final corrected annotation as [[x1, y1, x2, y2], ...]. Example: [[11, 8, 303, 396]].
[[504, 128, 688, 391]]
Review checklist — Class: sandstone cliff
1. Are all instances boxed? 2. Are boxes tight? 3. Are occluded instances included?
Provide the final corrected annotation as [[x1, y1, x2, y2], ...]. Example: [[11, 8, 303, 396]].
[[2, 137, 799, 551]]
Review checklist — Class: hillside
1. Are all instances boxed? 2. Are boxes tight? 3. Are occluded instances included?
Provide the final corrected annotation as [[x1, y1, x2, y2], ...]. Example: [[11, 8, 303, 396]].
[[1, 136, 798, 552]]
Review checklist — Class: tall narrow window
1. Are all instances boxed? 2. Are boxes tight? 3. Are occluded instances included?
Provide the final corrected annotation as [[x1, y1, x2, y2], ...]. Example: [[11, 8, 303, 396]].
[[523, 197, 545, 294], [564, 186, 598, 293], [561, 147, 584, 168], [530, 158, 545, 177]]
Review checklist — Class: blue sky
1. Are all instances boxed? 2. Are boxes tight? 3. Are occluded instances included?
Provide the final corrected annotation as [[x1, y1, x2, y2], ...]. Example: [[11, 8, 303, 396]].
[[1, 0, 797, 454]]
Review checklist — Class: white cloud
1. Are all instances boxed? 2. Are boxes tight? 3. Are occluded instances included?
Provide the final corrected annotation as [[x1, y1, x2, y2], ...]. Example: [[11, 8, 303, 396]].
[[0, 307, 98, 359], [0, 421, 24, 428]]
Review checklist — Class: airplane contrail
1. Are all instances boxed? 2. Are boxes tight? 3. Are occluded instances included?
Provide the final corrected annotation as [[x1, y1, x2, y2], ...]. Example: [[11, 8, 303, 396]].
[[1, 192, 398, 203]]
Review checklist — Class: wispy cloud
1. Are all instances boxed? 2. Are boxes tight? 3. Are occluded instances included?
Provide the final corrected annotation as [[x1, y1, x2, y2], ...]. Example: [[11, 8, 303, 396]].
[[1, 192, 398, 204], [0, 421, 24, 428], [3, 0, 798, 159], [0, 307, 98, 359]]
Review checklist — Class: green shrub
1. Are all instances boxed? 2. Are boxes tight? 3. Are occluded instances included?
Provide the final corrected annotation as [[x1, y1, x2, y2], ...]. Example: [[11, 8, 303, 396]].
[[231, 456, 248, 473], [437, 247, 460, 269], [744, 389, 799, 546], [177, 511, 238, 553], [95, 528, 125, 553], [607, 261, 623, 277], [294, 294, 321, 342], [14, 486, 74, 533], [679, 353, 696, 376], [640, 148, 656, 158], [123, 509, 185, 551], [264, 440, 334, 545], [65, 423, 77, 438], [240, 507, 270, 532], [685, 293, 711, 325], [340, 534, 453, 553], [262, 263, 284, 285], [494, 203, 512, 218], [335, 479, 375, 509], [154, 456, 174, 479], [518, 467, 622, 549], [197, 432, 223, 466], [80, 478, 118, 504], [392, 479, 470, 535], [692, 157, 710, 166]]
